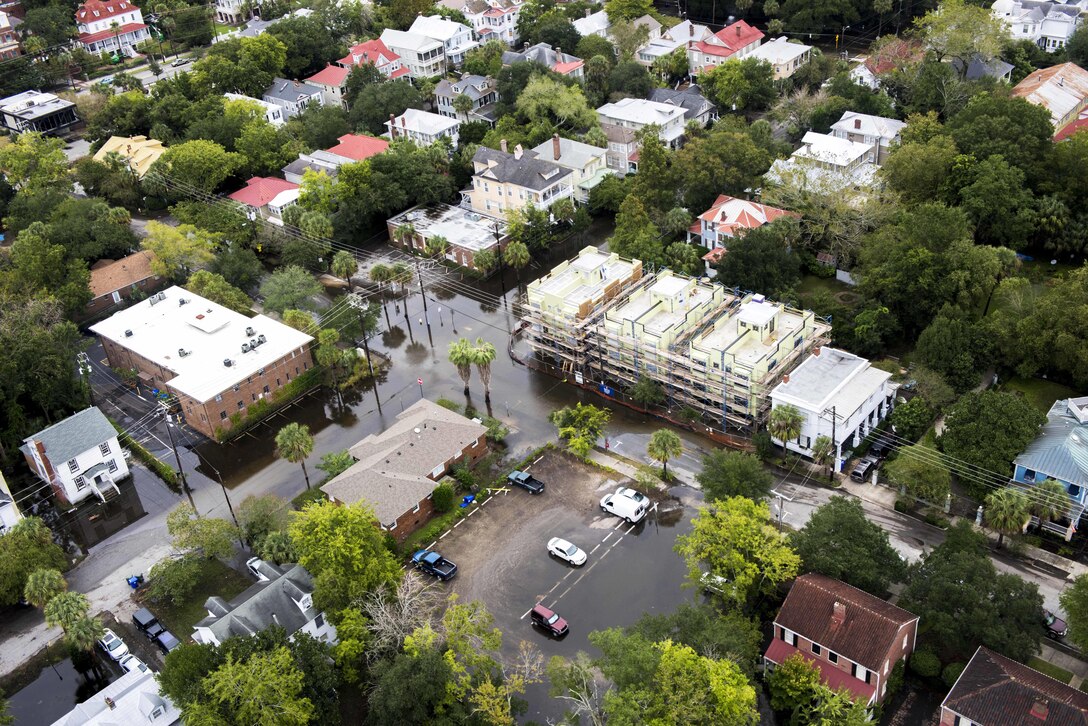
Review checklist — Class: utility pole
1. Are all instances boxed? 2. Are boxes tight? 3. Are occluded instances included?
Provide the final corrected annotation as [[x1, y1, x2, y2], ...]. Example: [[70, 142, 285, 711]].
[[194, 452, 240, 536], [77, 353, 93, 406], [415, 260, 429, 322], [160, 402, 196, 512], [350, 293, 382, 415], [770, 489, 793, 525], [822, 405, 838, 481]]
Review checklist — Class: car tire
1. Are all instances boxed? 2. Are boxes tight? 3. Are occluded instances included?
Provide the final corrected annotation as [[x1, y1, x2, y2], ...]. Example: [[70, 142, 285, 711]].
[[625, 516, 633, 524], [600, 505, 607, 513]]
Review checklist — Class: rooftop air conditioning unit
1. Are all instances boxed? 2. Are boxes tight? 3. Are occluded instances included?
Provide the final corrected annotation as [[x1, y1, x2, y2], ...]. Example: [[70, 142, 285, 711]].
[[245, 327, 255, 337], [178, 298, 189, 306], [178, 348, 190, 357], [242, 343, 250, 353], [249, 338, 258, 349], [156, 292, 166, 302], [223, 359, 233, 367], [149, 294, 160, 306], [124, 329, 133, 337], [257, 334, 266, 344]]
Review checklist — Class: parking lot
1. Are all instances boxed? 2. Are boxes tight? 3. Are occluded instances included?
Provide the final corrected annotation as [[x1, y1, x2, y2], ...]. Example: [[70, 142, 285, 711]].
[[433, 449, 702, 723]]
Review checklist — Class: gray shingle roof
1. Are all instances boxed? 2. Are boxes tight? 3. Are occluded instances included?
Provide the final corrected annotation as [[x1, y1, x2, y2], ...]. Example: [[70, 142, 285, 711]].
[[502, 42, 582, 69], [951, 55, 1014, 81], [263, 78, 323, 103], [648, 85, 716, 121], [435, 75, 494, 102], [1014, 398, 1088, 486], [197, 565, 318, 642], [472, 146, 573, 190], [22, 407, 116, 468]]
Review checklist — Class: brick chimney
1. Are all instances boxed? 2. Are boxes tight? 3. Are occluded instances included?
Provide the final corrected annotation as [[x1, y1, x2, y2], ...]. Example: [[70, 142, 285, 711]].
[[782, 374, 790, 384], [555, 46, 562, 61], [552, 133, 561, 160], [689, 23, 694, 36], [1030, 700, 1049, 720], [389, 113, 396, 138], [831, 601, 846, 628], [854, 117, 861, 129], [813, 346, 821, 357], [736, 23, 742, 36], [500, 138, 508, 153]]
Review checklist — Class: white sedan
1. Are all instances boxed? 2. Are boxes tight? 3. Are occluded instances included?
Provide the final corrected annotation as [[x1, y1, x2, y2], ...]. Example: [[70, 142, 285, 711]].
[[98, 628, 129, 661], [120, 654, 149, 674], [547, 537, 587, 567]]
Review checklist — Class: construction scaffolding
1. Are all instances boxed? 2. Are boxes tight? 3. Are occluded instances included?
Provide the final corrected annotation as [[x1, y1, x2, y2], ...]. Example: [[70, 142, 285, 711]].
[[522, 262, 831, 436]]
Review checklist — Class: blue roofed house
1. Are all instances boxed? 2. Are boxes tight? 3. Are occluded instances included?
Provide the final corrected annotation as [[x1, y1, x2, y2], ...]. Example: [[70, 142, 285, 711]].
[[1012, 396, 1088, 540]]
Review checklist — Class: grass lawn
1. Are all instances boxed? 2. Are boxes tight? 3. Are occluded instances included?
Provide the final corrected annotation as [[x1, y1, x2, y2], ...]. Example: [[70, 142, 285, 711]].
[[1029, 656, 1074, 684], [1001, 377, 1078, 416], [796, 275, 852, 298], [148, 559, 252, 638]]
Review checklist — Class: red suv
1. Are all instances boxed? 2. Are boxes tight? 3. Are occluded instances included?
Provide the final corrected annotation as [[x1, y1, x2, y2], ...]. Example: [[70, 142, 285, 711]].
[[530, 604, 569, 637]]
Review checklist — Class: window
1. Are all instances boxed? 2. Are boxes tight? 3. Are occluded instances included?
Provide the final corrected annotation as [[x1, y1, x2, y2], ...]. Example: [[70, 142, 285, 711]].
[[220, 411, 228, 420], [74, 475, 87, 490], [304, 362, 309, 370], [276, 378, 281, 387], [413, 501, 421, 513], [233, 384, 240, 392], [781, 628, 796, 646], [811, 643, 822, 655], [107, 459, 118, 473], [252, 393, 258, 402], [828, 651, 839, 664], [215, 394, 223, 402], [237, 401, 245, 410], [315, 613, 324, 628], [263, 385, 270, 394], [68, 458, 80, 473]]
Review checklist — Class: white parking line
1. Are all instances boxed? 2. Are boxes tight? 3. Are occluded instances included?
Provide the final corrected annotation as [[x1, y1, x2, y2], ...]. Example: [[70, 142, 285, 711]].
[[625, 523, 636, 535], [589, 543, 602, 554], [602, 532, 612, 543], [520, 608, 532, 619], [453, 518, 465, 528], [439, 530, 450, 539]]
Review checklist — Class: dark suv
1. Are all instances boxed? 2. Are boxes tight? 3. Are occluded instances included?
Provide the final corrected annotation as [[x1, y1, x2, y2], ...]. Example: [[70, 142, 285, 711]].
[[529, 604, 569, 637], [850, 456, 879, 482], [1045, 609, 1068, 639], [133, 607, 164, 641]]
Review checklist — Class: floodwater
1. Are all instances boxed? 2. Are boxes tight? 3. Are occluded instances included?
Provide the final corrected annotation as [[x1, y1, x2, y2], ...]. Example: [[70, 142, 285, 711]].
[[7, 656, 114, 725]]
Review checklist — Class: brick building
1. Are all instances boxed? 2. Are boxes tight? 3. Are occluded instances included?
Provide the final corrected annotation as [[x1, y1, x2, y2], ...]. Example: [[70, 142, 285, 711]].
[[322, 399, 488, 540], [90, 286, 314, 439], [764, 573, 919, 706], [83, 250, 162, 319]]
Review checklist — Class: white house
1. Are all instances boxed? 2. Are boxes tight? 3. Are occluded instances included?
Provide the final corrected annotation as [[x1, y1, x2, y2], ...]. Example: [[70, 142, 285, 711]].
[[765, 131, 879, 192], [770, 347, 897, 472], [409, 15, 479, 66], [829, 111, 906, 165], [688, 19, 764, 73], [636, 19, 714, 68], [49, 669, 181, 726], [261, 78, 324, 119], [992, 0, 1082, 52], [380, 28, 447, 79], [0, 471, 22, 534], [20, 407, 129, 507], [439, 0, 522, 47], [227, 176, 299, 224], [597, 97, 688, 148], [223, 93, 285, 125], [75, 0, 150, 57], [386, 108, 461, 147], [334, 38, 410, 80], [747, 37, 813, 79], [574, 8, 609, 37], [194, 563, 337, 646]]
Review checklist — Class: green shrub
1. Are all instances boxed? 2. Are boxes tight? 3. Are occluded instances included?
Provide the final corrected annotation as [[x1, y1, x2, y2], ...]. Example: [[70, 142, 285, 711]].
[[451, 464, 476, 490], [942, 662, 965, 688], [432, 482, 455, 513], [894, 498, 911, 514], [910, 650, 941, 679], [886, 660, 905, 699], [436, 398, 462, 413], [753, 431, 775, 462], [482, 415, 509, 443], [146, 555, 201, 604], [291, 488, 327, 511]]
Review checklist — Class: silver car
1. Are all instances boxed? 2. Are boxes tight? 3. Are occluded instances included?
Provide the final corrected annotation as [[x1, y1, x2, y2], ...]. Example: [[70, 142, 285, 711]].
[[547, 537, 587, 566]]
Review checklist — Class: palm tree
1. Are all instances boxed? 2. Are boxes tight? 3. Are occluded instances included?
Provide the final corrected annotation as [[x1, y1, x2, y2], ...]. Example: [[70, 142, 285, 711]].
[[768, 404, 804, 450], [472, 338, 497, 401], [275, 423, 315, 490], [315, 329, 346, 407], [65, 615, 104, 653], [44, 591, 90, 631], [110, 20, 122, 60], [984, 488, 1031, 549], [331, 250, 357, 284], [390, 262, 413, 294], [370, 263, 393, 327], [503, 241, 531, 283], [394, 223, 416, 249], [452, 93, 473, 120], [24, 568, 66, 609], [448, 338, 475, 394], [811, 435, 834, 481], [647, 429, 683, 478], [424, 235, 449, 258], [1033, 479, 1070, 524]]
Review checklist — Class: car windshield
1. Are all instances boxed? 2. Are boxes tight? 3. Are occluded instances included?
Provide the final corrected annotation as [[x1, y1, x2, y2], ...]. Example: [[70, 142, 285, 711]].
[[1046, 613, 1057, 625], [106, 638, 120, 651], [564, 544, 578, 556], [547, 613, 560, 625]]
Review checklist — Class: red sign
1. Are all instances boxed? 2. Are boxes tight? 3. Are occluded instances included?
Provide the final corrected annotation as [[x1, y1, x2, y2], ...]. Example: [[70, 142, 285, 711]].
[[417, 378, 423, 385]]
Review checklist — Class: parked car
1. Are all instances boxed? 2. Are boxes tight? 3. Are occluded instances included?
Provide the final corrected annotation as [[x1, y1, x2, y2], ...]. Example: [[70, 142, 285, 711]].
[[155, 630, 181, 655], [132, 607, 158, 633], [869, 433, 897, 461], [1045, 609, 1068, 639], [119, 654, 149, 674], [411, 549, 458, 581], [529, 603, 569, 637], [850, 456, 879, 483], [246, 557, 274, 582], [600, 487, 649, 524], [171, 57, 190, 67], [700, 571, 731, 596], [547, 537, 587, 566], [98, 628, 129, 661], [507, 470, 545, 494]]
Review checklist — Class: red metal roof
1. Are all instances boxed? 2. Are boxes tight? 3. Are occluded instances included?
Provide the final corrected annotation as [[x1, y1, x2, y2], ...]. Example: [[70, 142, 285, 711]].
[[1056, 112, 1088, 141], [694, 20, 764, 58], [389, 66, 410, 79], [765, 639, 878, 705], [338, 39, 400, 69], [228, 177, 299, 208], [698, 194, 795, 235], [76, 0, 136, 23], [702, 247, 726, 263], [554, 59, 584, 75], [305, 64, 350, 87], [78, 21, 145, 44], [326, 133, 389, 161]]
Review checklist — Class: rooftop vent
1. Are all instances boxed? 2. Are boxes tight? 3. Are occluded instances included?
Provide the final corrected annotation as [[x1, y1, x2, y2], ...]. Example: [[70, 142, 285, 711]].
[[249, 338, 258, 349], [258, 334, 266, 344], [224, 359, 233, 367], [124, 329, 133, 337], [246, 326, 255, 336], [242, 343, 250, 353], [178, 348, 190, 357], [178, 298, 189, 306]]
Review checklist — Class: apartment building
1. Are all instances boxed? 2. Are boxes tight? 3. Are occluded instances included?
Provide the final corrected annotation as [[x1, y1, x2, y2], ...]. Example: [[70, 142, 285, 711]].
[[463, 143, 574, 215]]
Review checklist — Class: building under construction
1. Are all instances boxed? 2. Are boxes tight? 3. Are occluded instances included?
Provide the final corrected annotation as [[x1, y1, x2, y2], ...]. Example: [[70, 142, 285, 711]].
[[523, 247, 831, 435]]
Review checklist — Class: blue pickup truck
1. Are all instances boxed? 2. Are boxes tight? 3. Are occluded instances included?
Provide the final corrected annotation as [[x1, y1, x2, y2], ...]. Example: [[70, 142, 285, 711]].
[[411, 549, 458, 581]]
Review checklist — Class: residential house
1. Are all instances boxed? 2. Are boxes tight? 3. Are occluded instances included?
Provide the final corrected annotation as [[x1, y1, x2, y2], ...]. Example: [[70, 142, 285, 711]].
[[228, 176, 299, 224], [530, 134, 610, 203], [90, 286, 314, 440], [636, 19, 713, 68], [1056, 107, 1088, 140], [92, 135, 165, 178], [48, 668, 181, 725], [438, 0, 522, 47], [409, 15, 478, 67], [687, 194, 794, 250], [434, 74, 499, 124], [992, 0, 1082, 52], [0, 471, 22, 534], [0, 90, 78, 135], [262, 78, 324, 119], [84, 250, 163, 319], [1011, 397, 1088, 540], [1012, 62, 1088, 136], [380, 28, 446, 78], [573, 8, 609, 37], [647, 85, 716, 127], [502, 42, 585, 79], [769, 347, 897, 473], [463, 143, 574, 216], [223, 92, 284, 125], [214, 0, 252, 25], [747, 36, 813, 79], [325, 133, 389, 162], [304, 64, 351, 108], [765, 131, 879, 192], [387, 202, 509, 271], [75, 0, 149, 56], [385, 108, 461, 147], [322, 399, 488, 540], [0, 10, 20, 59], [194, 563, 337, 646], [20, 407, 130, 506], [765, 573, 919, 706], [282, 151, 345, 184], [597, 97, 687, 149], [688, 19, 764, 73], [829, 111, 906, 165], [333, 38, 409, 80], [601, 122, 638, 175], [951, 54, 1015, 82], [214, 8, 311, 42], [633, 14, 662, 41], [849, 38, 924, 90], [940, 646, 1088, 725]]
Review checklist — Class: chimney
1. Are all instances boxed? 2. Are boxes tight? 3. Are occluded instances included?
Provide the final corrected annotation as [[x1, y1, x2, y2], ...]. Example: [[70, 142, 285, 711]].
[[1030, 700, 1049, 721], [585, 7, 590, 16], [831, 601, 846, 627], [556, 46, 561, 60], [689, 23, 694, 36], [782, 374, 790, 384], [104, 697, 116, 711], [813, 346, 821, 357], [514, 143, 523, 159], [400, 115, 406, 127], [271, 612, 279, 625], [389, 113, 396, 138], [294, 80, 300, 87], [552, 133, 561, 160], [854, 118, 861, 129], [500, 138, 508, 152], [523, 41, 529, 52]]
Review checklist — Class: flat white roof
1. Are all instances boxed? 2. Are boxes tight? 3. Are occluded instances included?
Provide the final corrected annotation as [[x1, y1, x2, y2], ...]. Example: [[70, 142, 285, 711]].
[[650, 273, 688, 297], [797, 131, 872, 165], [737, 298, 778, 327], [597, 97, 687, 126], [391, 202, 506, 252], [391, 108, 460, 135], [410, 14, 469, 40], [90, 286, 313, 403], [748, 36, 812, 64], [381, 28, 443, 52]]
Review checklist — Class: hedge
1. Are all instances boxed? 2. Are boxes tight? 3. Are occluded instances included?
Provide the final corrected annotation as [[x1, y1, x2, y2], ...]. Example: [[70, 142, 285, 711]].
[[111, 421, 180, 492], [214, 367, 322, 442]]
